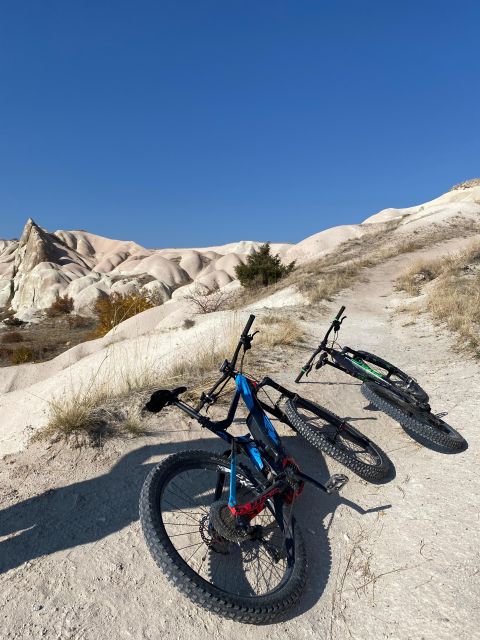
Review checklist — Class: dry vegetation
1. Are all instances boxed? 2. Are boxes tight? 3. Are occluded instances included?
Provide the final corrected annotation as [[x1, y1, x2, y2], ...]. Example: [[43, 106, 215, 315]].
[[37, 314, 304, 445], [89, 291, 162, 338], [0, 291, 162, 367], [395, 240, 480, 356], [184, 283, 233, 314], [0, 315, 96, 366], [450, 178, 480, 191], [232, 218, 480, 309], [258, 314, 305, 347], [395, 258, 444, 296], [46, 294, 74, 317]]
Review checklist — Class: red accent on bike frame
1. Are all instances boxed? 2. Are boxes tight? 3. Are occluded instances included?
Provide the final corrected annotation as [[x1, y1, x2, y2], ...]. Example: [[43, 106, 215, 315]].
[[228, 457, 305, 518], [228, 486, 281, 519], [282, 456, 305, 504]]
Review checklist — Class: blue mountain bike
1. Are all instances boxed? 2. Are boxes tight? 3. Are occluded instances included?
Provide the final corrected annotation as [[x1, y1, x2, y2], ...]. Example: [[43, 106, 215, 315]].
[[140, 315, 349, 624]]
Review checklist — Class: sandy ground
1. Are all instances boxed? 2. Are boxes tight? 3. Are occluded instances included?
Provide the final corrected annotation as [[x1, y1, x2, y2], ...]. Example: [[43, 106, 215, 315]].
[[1, 238, 479, 640]]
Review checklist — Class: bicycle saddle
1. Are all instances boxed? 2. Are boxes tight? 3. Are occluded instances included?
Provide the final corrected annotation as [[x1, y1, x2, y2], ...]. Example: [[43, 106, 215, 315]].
[[145, 387, 187, 413]]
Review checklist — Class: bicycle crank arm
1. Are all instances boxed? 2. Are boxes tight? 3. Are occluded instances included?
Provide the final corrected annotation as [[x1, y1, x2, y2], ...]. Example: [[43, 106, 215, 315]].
[[297, 471, 349, 494]]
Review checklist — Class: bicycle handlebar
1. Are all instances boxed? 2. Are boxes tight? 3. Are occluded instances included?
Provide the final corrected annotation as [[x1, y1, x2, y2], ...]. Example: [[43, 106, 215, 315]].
[[295, 305, 346, 383], [194, 314, 256, 412]]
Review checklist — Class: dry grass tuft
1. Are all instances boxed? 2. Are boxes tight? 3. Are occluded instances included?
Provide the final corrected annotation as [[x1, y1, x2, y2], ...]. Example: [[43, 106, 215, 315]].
[[396, 240, 480, 357], [257, 316, 304, 347], [36, 389, 146, 447], [395, 258, 444, 296]]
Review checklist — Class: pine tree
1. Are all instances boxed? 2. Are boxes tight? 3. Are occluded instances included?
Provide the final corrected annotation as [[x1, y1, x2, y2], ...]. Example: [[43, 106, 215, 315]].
[[234, 243, 295, 288]]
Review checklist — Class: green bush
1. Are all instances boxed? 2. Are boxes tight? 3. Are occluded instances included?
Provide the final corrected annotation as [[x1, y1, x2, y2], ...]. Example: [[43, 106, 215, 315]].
[[234, 243, 295, 289]]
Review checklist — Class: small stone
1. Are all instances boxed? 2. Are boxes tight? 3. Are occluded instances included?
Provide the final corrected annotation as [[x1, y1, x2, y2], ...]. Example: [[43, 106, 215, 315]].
[[33, 604, 43, 611]]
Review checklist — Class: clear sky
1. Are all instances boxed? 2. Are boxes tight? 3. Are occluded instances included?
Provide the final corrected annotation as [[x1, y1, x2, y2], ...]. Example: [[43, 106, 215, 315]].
[[0, 1, 479, 248]]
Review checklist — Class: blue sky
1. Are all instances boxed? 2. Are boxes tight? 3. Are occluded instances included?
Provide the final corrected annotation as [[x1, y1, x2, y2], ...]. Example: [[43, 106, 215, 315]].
[[0, 1, 479, 247]]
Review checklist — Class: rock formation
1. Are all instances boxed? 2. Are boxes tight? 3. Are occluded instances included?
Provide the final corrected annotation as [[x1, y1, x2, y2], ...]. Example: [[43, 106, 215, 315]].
[[1, 183, 479, 319]]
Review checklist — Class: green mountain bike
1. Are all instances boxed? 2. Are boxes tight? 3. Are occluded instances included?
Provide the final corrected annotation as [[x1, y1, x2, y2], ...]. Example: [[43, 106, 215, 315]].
[[295, 306, 466, 451]]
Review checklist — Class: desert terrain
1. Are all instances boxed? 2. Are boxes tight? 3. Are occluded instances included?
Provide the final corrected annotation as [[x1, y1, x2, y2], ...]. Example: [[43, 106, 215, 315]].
[[1, 183, 479, 639]]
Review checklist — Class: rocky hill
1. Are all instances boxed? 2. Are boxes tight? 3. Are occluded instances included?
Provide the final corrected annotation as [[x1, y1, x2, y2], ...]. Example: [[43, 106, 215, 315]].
[[2, 183, 479, 319]]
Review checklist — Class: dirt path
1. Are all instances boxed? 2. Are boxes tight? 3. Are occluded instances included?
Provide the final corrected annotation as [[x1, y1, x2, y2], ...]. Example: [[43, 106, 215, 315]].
[[1, 238, 479, 640]]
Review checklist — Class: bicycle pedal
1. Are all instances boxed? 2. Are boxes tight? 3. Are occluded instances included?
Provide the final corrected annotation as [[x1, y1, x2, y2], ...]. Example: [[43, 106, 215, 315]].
[[325, 474, 349, 494]]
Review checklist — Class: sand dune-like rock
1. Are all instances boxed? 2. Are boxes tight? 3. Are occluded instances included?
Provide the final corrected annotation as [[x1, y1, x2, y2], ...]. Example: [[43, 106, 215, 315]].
[[1, 185, 479, 321], [0, 223, 287, 318], [362, 185, 480, 225], [285, 224, 367, 263]]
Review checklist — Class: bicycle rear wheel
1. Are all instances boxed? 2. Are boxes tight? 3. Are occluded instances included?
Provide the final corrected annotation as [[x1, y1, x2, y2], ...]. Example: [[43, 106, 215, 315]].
[[139, 450, 307, 624], [284, 397, 391, 481], [361, 382, 466, 451]]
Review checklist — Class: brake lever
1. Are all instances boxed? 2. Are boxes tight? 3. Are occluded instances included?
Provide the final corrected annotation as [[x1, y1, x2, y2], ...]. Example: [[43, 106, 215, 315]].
[[243, 330, 259, 352]]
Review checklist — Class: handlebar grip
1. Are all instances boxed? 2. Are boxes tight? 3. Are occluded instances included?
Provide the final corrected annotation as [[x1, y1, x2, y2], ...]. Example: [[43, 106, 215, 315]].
[[335, 305, 346, 320], [241, 314, 255, 337]]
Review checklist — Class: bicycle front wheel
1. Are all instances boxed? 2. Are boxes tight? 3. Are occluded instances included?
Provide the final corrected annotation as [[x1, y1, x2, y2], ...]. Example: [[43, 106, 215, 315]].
[[139, 450, 307, 624], [284, 397, 391, 481]]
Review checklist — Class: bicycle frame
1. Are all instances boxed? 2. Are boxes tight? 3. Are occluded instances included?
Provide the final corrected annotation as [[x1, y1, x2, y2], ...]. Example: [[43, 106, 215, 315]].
[[146, 314, 348, 526]]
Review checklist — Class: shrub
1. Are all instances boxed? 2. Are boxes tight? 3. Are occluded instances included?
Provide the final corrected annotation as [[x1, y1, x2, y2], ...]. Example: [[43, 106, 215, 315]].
[[185, 283, 233, 314], [235, 243, 295, 289], [67, 314, 93, 330], [10, 346, 34, 364], [90, 291, 160, 338], [183, 318, 195, 329], [46, 294, 74, 317], [0, 331, 24, 344]]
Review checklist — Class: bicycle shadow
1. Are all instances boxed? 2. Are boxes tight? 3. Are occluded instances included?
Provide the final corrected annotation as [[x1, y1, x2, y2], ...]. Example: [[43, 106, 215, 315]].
[[278, 436, 391, 621], [0, 434, 391, 621], [296, 380, 361, 387]]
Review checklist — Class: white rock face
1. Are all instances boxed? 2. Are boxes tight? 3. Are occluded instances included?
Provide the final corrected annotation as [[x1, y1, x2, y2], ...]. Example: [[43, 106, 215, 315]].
[[0, 219, 291, 318], [1, 185, 479, 320]]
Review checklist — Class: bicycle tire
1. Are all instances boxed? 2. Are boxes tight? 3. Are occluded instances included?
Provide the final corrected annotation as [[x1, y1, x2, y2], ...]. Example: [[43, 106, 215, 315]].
[[139, 450, 307, 624], [283, 397, 391, 481], [361, 383, 466, 451]]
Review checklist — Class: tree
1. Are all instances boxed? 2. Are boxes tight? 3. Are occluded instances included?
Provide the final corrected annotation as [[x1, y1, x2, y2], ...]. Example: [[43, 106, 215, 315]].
[[234, 243, 295, 289], [185, 283, 233, 314]]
